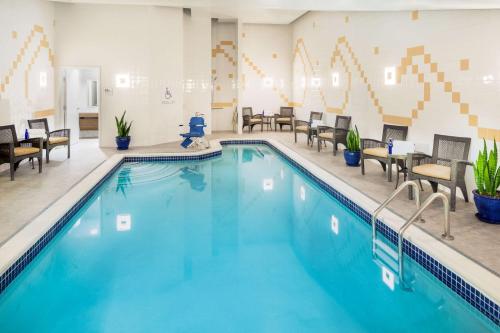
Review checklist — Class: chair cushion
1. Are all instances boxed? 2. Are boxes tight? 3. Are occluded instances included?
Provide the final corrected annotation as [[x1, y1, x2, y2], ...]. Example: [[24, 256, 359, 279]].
[[318, 132, 333, 139], [412, 164, 451, 180], [363, 147, 388, 158], [49, 136, 69, 144], [295, 125, 309, 132], [14, 147, 40, 156], [276, 117, 291, 122]]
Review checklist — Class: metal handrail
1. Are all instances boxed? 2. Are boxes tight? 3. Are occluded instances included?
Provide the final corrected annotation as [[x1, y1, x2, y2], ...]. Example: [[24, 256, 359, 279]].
[[372, 180, 422, 254], [397, 192, 453, 284]]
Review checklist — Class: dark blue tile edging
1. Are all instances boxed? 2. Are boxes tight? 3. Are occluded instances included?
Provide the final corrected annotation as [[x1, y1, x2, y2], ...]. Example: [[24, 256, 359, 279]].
[[0, 141, 498, 327], [219, 140, 500, 326]]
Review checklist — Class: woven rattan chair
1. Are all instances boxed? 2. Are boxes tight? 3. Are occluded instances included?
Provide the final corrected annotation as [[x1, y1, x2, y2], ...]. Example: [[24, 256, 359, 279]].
[[28, 118, 70, 163], [242, 107, 263, 132], [294, 111, 323, 145], [317, 115, 351, 155], [274, 107, 294, 131], [408, 134, 472, 211], [360, 124, 408, 176], [0, 125, 43, 180]]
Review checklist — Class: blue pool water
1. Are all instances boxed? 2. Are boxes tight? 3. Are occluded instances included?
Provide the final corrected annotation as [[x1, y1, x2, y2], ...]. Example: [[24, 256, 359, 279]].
[[0, 145, 496, 332]]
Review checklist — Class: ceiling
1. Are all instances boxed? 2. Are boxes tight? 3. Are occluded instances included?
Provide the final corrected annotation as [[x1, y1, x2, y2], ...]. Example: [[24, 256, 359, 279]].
[[49, 0, 500, 24]]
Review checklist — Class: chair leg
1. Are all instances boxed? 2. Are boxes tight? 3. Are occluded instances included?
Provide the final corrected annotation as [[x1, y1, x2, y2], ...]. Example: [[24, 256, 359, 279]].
[[294, 131, 297, 143], [9, 162, 14, 181], [430, 181, 438, 193], [30, 158, 35, 169], [333, 141, 337, 156], [459, 183, 469, 203], [38, 157, 42, 173], [378, 161, 387, 172], [418, 179, 424, 191], [450, 186, 457, 212], [317, 139, 321, 152], [46, 148, 50, 163], [361, 157, 365, 175], [67, 144, 71, 159]]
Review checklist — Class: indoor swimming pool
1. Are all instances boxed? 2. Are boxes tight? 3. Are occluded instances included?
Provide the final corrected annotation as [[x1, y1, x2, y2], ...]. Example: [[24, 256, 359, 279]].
[[0, 144, 496, 332]]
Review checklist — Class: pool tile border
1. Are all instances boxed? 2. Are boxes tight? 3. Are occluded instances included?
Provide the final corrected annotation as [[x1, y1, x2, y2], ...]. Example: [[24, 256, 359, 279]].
[[219, 139, 499, 326], [0, 140, 497, 327]]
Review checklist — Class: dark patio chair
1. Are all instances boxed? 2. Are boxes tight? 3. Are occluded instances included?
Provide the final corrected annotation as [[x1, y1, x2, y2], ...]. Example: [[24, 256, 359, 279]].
[[0, 125, 43, 180], [317, 115, 351, 155], [294, 111, 323, 145], [242, 107, 263, 132], [408, 134, 472, 211], [274, 107, 294, 131], [360, 124, 408, 176], [28, 118, 70, 163]]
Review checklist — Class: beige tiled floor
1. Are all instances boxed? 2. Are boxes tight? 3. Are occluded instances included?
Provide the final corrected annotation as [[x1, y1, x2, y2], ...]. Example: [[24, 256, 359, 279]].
[[0, 132, 499, 276]]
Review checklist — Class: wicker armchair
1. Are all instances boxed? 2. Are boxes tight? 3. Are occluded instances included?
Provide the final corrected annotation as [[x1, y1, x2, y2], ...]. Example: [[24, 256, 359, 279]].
[[360, 124, 408, 176], [0, 125, 43, 180], [317, 115, 352, 156], [408, 134, 472, 211], [242, 107, 263, 132], [274, 107, 294, 131], [28, 118, 70, 163], [294, 111, 323, 145]]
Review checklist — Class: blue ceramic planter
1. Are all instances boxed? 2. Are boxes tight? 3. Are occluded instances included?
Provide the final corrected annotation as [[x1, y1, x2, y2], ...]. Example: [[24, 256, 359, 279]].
[[116, 136, 131, 150], [344, 150, 361, 167], [473, 190, 500, 224]]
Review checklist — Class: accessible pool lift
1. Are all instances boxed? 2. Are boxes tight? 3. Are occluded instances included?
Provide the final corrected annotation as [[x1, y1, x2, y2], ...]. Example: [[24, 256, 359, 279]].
[[179, 113, 209, 149]]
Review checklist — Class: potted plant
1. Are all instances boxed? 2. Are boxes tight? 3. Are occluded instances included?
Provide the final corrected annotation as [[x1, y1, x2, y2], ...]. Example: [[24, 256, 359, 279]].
[[344, 126, 361, 166], [115, 110, 132, 150], [473, 139, 500, 224]]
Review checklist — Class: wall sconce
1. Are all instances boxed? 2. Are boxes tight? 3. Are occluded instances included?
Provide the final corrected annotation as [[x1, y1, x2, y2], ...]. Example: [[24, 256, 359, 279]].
[[330, 215, 339, 235], [262, 178, 274, 191], [482, 75, 494, 84], [115, 73, 130, 88], [331, 72, 340, 87], [263, 77, 274, 88], [116, 214, 132, 232], [384, 66, 396, 85], [311, 77, 321, 88], [39, 71, 47, 88]]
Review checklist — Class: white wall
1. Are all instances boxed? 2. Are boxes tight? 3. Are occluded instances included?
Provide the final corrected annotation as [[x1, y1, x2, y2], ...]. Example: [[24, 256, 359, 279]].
[[211, 22, 237, 132], [183, 9, 212, 133], [240, 23, 292, 118], [55, 3, 184, 147], [0, 0, 55, 133], [291, 10, 500, 196]]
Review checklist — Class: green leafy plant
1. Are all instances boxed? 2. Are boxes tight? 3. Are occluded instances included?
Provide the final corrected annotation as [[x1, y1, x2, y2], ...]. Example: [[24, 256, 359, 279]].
[[346, 126, 360, 152], [473, 139, 500, 197], [115, 110, 132, 137]]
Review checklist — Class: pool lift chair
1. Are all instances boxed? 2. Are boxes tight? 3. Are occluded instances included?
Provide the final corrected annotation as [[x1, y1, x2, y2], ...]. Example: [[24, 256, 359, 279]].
[[180, 114, 209, 149]]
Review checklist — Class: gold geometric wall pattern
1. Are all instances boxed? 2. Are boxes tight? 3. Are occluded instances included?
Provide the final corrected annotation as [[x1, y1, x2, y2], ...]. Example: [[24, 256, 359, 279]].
[[241, 52, 293, 107], [292, 36, 500, 140], [0, 24, 55, 117], [211, 40, 237, 108]]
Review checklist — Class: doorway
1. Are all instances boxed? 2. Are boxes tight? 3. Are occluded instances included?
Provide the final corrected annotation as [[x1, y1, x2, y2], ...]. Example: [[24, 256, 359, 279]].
[[60, 67, 100, 145]]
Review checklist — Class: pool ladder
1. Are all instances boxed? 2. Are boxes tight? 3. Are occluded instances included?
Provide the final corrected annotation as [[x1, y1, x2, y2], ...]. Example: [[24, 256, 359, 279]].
[[371, 180, 453, 289]]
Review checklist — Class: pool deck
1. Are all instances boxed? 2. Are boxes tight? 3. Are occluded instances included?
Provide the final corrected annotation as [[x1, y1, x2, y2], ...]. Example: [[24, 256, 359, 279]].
[[0, 131, 499, 278]]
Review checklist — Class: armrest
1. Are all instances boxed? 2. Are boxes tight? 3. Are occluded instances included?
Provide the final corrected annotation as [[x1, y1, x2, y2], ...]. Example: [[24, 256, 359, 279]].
[[407, 153, 433, 170], [360, 138, 385, 149], [294, 120, 309, 127], [317, 125, 334, 133], [49, 129, 70, 137], [450, 159, 473, 181], [0, 142, 14, 158]]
